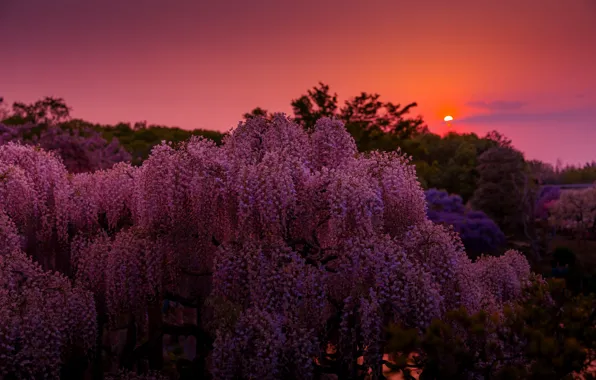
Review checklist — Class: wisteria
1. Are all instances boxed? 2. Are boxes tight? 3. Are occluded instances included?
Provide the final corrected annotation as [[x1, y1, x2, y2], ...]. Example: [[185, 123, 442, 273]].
[[0, 115, 536, 378], [0, 211, 96, 379], [535, 185, 561, 220], [549, 185, 596, 235], [548, 186, 596, 237], [0, 142, 74, 270], [0, 122, 131, 173], [425, 188, 506, 258]]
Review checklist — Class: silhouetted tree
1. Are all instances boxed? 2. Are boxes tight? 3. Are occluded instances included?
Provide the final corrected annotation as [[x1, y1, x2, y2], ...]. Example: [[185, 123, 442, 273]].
[[8, 96, 71, 125], [290, 82, 338, 129], [528, 159, 558, 184], [133, 120, 148, 130], [471, 146, 527, 236], [290, 82, 428, 149], [242, 107, 272, 121], [484, 130, 512, 148], [341, 92, 427, 139]]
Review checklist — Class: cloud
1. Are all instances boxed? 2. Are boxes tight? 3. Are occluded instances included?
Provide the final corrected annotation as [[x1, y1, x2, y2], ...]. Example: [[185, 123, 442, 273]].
[[457, 107, 596, 124], [466, 100, 526, 111]]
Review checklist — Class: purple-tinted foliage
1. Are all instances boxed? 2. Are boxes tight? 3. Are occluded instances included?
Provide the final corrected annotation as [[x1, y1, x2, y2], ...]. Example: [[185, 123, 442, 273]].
[[425, 189, 506, 258], [425, 188, 466, 214], [535, 185, 561, 219], [0, 123, 130, 173]]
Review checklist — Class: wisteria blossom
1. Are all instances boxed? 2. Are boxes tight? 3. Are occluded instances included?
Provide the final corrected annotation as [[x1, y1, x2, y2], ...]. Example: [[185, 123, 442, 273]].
[[549, 185, 596, 234], [0, 115, 534, 378]]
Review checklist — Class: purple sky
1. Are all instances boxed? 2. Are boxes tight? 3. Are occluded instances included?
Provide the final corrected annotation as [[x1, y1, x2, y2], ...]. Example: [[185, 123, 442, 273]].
[[1, 0, 595, 165]]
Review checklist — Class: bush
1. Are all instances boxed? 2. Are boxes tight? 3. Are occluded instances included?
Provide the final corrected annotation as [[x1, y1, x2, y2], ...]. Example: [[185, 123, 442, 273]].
[[425, 189, 506, 259], [386, 277, 596, 380]]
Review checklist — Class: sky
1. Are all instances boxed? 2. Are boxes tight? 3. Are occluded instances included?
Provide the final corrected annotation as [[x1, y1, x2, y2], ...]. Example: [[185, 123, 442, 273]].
[[1, 0, 595, 165]]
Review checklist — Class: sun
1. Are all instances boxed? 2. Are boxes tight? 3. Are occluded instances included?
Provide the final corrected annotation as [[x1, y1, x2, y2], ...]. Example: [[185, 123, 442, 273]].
[[444, 115, 454, 122]]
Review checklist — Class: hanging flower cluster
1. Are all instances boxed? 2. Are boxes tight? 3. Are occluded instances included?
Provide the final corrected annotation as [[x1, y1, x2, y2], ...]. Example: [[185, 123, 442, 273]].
[[0, 211, 95, 379]]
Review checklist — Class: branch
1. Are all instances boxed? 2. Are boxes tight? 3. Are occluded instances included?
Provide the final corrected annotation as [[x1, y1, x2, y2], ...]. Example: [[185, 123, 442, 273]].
[[320, 255, 338, 265]]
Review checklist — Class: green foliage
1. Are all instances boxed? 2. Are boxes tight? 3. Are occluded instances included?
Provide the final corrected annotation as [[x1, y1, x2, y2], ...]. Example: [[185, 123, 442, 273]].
[[1, 97, 225, 166], [471, 146, 529, 235], [559, 163, 596, 185], [386, 278, 596, 379], [65, 119, 225, 166], [2, 114, 224, 167], [386, 308, 510, 380], [403, 132, 500, 202]]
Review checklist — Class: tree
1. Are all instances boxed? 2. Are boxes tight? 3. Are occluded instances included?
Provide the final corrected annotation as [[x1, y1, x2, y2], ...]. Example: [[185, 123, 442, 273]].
[[8, 96, 72, 125], [290, 82, 338, 129], [471, 146, 528, 236], [289, 82, 427, 148], [484, 130, 513, 149], [341, 92, 427, 140], [0, 115, 535, 379], [527, 159, 558, 184], [516, 167, 546, 261], [549, 186, 596, 241], [471, 146, 551, 261], [242, 107, 272, 121], [133, 120, 148, 130]]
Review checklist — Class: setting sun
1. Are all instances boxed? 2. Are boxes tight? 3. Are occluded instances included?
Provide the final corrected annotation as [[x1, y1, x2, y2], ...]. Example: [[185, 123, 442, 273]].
[[444, 115, 454, 122]]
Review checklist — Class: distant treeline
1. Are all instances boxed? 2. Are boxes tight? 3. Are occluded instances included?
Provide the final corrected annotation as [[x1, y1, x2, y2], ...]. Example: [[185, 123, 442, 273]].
[[73, 119, 224, 166], [0, 97, 224, 166], [1, 89, 594, 198]]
